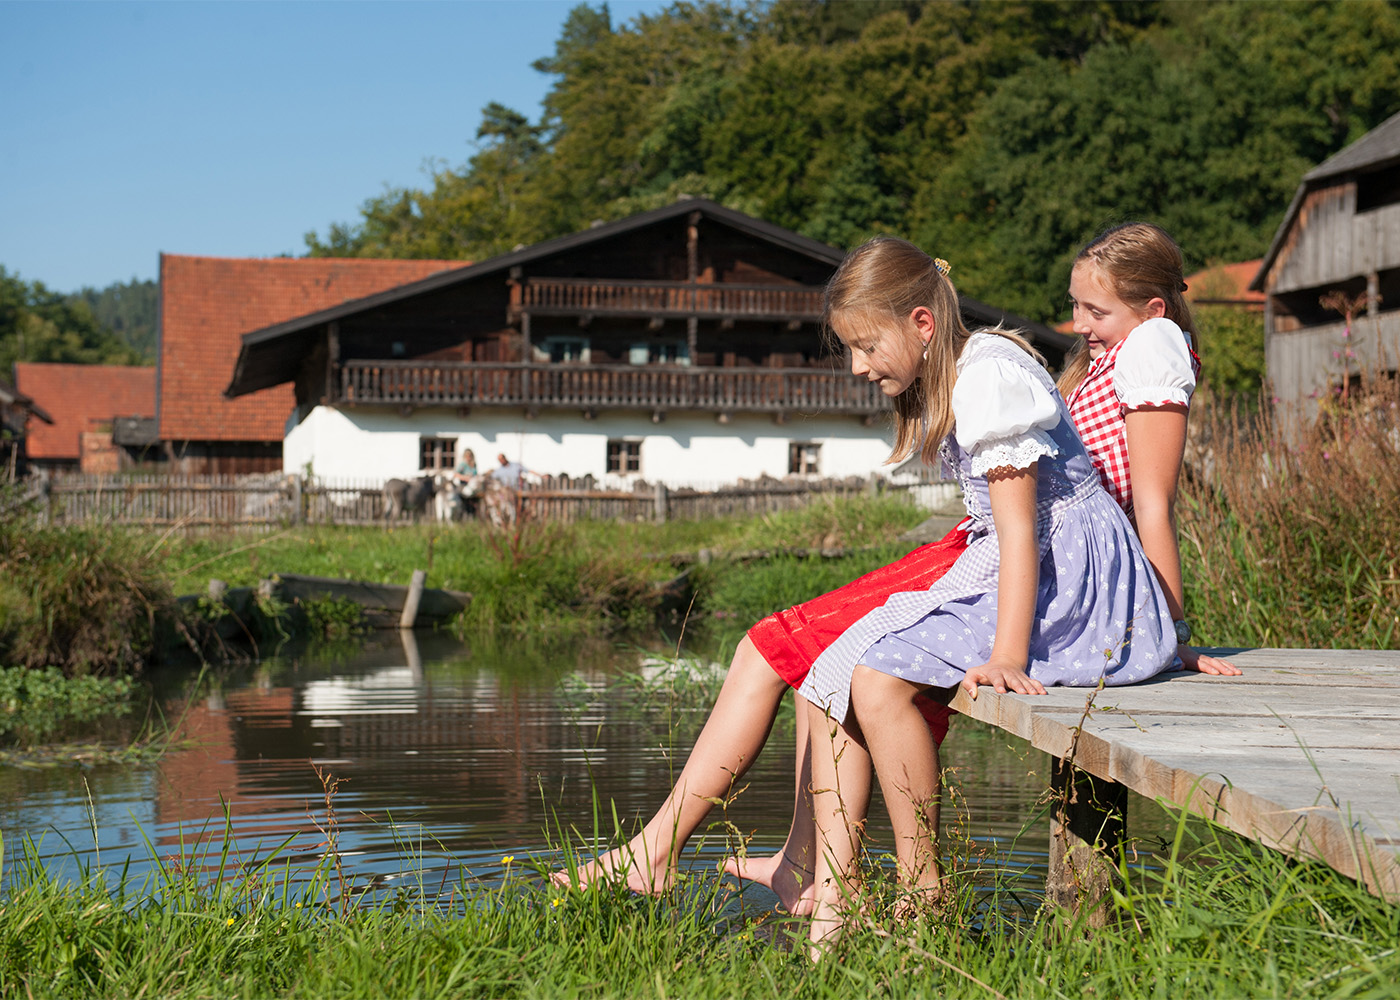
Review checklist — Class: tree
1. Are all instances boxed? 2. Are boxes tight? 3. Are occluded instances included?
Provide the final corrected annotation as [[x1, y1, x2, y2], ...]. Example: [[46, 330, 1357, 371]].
[[0, 268, 142, 374], [69, 279, 158, 364]]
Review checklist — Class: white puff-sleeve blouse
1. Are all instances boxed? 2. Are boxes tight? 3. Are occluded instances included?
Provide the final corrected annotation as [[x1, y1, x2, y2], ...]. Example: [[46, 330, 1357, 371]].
[[1115, 317, 1196, 410], [952, 354, 1061, 478]]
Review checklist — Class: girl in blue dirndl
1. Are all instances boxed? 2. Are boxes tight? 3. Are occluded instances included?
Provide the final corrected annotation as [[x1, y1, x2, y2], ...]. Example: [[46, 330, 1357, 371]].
[[795, 237, 1180, 949]]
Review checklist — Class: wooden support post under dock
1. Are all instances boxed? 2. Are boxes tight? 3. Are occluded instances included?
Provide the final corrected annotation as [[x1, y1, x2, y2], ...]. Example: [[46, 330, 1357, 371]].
[[1048, 760, 1127, 926]]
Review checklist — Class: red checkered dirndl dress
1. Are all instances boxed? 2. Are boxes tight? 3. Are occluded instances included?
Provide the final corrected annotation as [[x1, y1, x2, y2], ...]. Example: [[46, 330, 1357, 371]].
[[1065, 338, 1201, 522]]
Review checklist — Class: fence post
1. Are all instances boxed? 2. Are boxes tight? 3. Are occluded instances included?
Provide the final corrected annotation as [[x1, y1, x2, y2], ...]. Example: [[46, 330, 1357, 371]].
[[289, 474, 304, 525], [867, 472, 881, 498], [654, 481, 668, 523]]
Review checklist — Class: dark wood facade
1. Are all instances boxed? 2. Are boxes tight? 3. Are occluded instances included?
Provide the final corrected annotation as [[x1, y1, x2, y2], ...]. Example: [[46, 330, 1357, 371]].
[[230, 200, 1065, 419]]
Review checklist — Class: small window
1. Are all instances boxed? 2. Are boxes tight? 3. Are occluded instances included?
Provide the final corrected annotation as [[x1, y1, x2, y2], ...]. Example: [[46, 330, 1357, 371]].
[[1357, 166, 1400, 213], [542, 336, 590, 363], [419, 436, 457, 472], [607, 439, 641, 474], [789, 442, 820, 475], [628, 341, 690, 365]]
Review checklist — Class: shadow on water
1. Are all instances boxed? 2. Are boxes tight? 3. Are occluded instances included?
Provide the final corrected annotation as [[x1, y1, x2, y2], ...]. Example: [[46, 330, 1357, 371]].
[[0, 630, 1183, 916]]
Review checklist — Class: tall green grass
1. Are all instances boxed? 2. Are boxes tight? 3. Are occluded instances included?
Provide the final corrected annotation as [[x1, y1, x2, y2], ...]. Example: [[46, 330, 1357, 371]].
[[2, 794, 1395, 998], [0, 500, 174, 676], [1181, 378, 1400, 649]]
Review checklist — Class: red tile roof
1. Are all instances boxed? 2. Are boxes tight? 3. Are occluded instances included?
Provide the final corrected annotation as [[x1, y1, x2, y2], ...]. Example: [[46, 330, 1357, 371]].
[[1184, 259, 1266, 308], [158, 255, 470, 442], [15, 363, 156, 460]]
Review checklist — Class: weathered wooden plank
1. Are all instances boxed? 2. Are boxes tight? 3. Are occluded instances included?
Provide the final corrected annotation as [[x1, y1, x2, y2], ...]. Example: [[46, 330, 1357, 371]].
[[946, 648, 1400, 901]]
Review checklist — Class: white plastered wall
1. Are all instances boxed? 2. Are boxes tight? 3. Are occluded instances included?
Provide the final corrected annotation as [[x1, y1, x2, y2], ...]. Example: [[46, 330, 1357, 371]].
[[283, 404, 900, 487]]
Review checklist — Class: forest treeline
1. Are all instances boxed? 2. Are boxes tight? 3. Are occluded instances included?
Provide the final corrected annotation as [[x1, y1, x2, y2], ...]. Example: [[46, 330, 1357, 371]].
[[307, 0, 1400, 331], [7, 1, 1397, 394], [0, 269, 156, 374]]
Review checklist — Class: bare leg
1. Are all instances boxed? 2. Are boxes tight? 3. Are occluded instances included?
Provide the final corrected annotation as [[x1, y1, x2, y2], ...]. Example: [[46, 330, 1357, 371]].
[[722, 691, 817, 912], [849, 664, 944, 909], [555, 636, 787, 892], [806, 697, 873, 955]]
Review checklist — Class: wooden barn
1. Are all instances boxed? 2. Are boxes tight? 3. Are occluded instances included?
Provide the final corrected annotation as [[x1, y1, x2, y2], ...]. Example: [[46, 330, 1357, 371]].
[[226, 199, 1069, 487], [1252, 110, 1400, 415]]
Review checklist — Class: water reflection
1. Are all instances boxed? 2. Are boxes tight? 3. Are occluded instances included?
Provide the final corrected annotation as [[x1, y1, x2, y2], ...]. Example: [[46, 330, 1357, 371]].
[[0, 632, 1174, 910]]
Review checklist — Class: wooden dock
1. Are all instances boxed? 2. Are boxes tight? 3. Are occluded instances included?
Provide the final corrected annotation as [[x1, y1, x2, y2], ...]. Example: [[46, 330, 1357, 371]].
[[944, 647, 1400, 905]]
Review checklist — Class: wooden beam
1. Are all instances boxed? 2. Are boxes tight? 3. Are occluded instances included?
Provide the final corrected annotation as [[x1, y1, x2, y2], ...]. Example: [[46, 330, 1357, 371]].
[[326, 321, 340, 405]]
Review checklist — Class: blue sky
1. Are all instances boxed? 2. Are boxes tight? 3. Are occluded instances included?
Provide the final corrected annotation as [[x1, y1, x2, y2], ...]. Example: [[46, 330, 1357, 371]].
[[0, 0, 670, 293]]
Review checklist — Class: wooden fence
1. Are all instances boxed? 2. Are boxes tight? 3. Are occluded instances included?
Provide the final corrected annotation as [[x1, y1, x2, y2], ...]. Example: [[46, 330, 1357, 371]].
[[21, 471, 951, 531]]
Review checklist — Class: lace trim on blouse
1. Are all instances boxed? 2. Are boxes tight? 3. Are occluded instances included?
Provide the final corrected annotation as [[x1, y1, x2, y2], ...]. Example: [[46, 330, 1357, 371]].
[[968, 432, 1059, 478]]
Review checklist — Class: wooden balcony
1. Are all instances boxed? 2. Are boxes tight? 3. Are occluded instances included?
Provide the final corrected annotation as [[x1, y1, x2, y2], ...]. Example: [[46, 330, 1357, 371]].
[[512, 278, 825, 322], [337, 361, 888, 416]]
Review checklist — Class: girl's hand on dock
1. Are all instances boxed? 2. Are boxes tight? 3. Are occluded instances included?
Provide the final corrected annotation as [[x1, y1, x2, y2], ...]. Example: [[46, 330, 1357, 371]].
[[1177, 645, 1243, 676], [962, 662, 1047, 700]]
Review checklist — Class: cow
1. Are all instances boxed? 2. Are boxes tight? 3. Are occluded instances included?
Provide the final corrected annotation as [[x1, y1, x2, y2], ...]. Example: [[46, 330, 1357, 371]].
[[382, 476, 438, 522]]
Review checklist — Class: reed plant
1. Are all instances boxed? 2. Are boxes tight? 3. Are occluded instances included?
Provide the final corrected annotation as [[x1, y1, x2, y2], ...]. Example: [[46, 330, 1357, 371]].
[[1180, 376, 1400, 649]]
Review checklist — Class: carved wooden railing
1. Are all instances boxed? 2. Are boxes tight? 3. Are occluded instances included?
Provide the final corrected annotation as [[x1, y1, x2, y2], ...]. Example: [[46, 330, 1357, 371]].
[[338, 361, 887, 415], [514, 278, 825, 321]]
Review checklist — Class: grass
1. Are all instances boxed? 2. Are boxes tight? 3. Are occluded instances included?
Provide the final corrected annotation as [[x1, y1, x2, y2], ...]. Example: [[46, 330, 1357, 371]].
[[1180, 377, 1400, 650], [0, 499, 174, 677], [1, 777, 1396, 999], [155, 493, 928, 645]]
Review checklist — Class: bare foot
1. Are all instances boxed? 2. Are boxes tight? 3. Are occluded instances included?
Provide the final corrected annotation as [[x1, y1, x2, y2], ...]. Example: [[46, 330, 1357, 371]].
[[551, 839, 674, 895], [722, 851, 816, 915], [891, 876, 949, 921], [806, 892, 849, 960]]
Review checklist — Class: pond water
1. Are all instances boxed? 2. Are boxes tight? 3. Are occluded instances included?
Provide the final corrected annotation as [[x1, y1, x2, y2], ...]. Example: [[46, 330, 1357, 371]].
[[0, 631, 1180, 913]]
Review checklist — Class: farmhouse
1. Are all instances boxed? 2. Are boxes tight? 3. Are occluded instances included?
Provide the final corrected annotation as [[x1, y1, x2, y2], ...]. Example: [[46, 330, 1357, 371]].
[[1252, 109, 1400, 415], [157, 254, 471, 474], [225, 199, 1068, 487], [12, 362, 155, 474]]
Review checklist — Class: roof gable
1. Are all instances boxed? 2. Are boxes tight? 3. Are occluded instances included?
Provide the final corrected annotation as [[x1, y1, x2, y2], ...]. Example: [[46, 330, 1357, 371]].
[[1253, 111, 1400, 289], [1304, 109, 1400, 183], [1186, 260, 1266, 308], [227, 199, 1069, 395], [159, 255, 471, 442], [15, 363, 156, 460]]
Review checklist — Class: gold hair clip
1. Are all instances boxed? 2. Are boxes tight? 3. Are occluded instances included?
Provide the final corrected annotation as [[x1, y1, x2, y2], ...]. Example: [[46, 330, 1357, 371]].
[[934, 257, 951, 276]]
